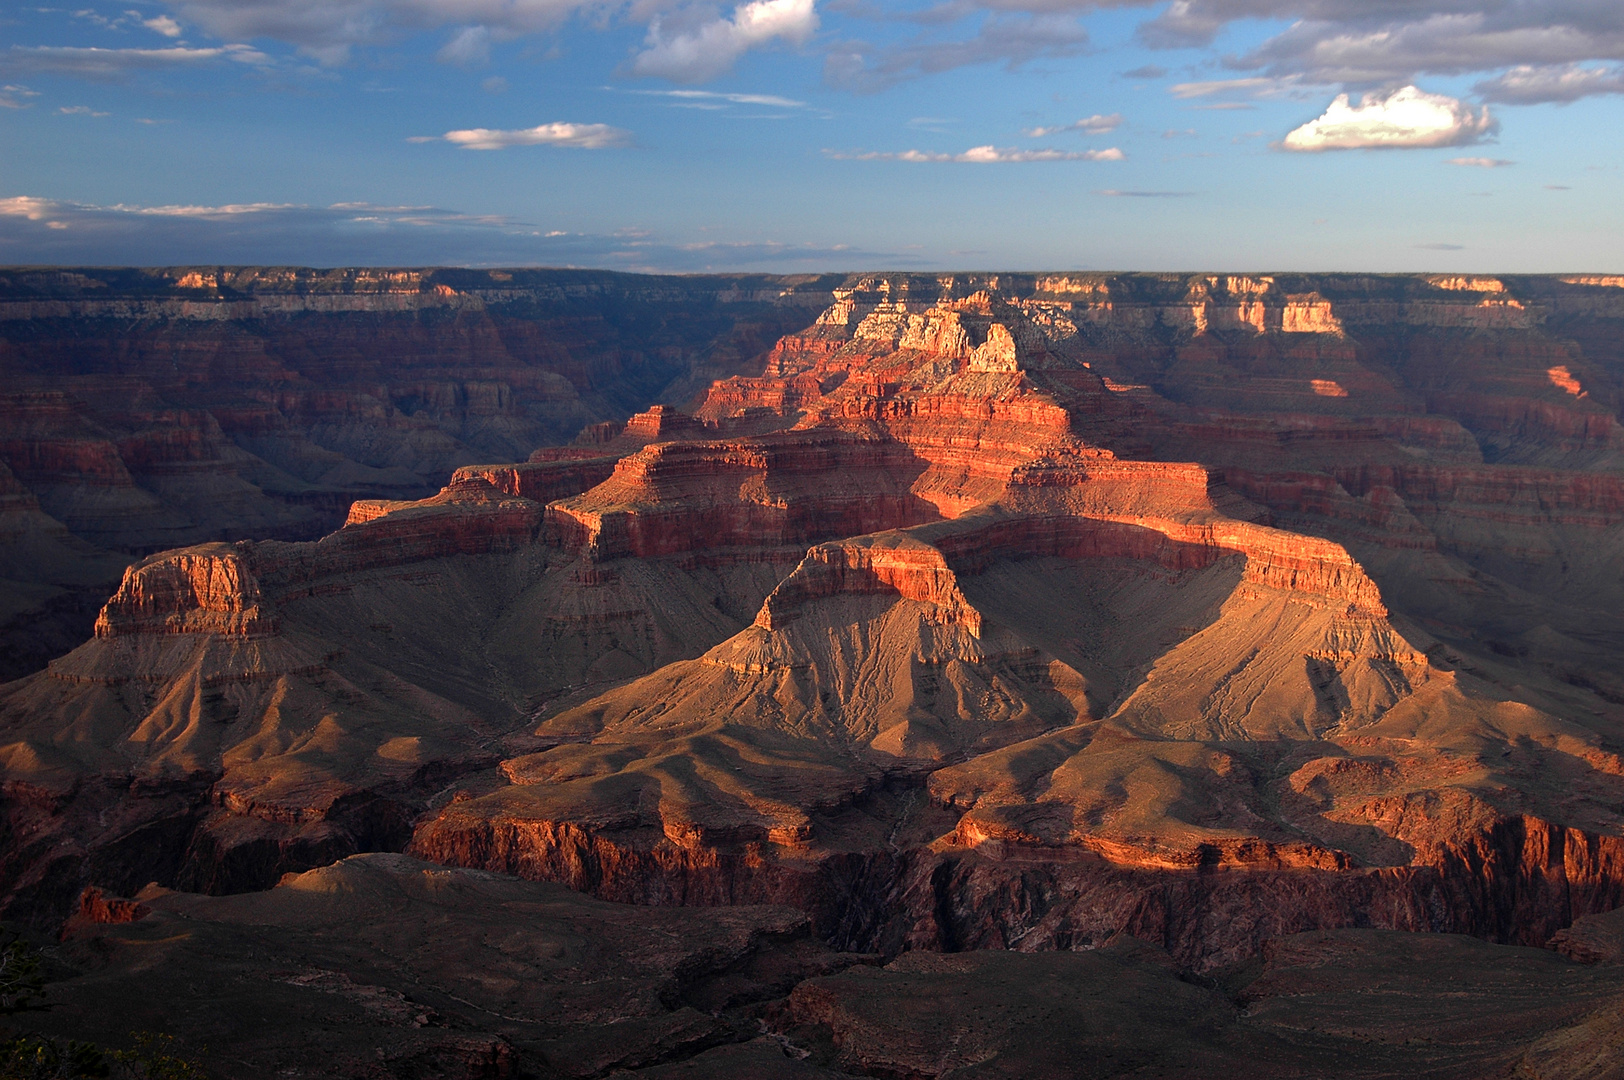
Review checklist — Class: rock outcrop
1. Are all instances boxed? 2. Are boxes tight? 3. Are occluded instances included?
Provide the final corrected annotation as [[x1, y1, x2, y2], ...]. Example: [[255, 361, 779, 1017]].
[[0, 268, 838, 677], [24, 857, 1624, 1079], [8, 268, 1624, 991]]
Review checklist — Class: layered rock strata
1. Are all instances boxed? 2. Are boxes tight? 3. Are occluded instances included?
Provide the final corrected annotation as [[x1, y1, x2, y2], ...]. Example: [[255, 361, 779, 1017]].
[[0, 268, 838, 677], [8, 270, 1624, 980]]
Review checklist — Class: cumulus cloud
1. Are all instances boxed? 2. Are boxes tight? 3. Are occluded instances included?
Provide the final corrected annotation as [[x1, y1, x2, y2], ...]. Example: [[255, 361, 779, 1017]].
[[1475, 62, 1624, 103], [1448, 156, 1514, 167], [632, 0, 818, 83], [0, 196, 60, 221], [826, 145, 1123, 162], [1023, 113, 1121, 136], [1, 44, 270, 79], [0, 195, 904, 271], [825, 13, 1088, 92], [143, 15, 184, 37], [1282, 86, 1496, 151]]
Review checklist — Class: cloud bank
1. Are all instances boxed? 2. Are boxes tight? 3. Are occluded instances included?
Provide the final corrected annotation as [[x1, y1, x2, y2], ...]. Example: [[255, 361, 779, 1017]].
[[825, 13, 1088, 92], [1, 43, 271, 79], [1475, 62, 1624, 103], [1130, 1, 1624, 103], [0, 195, 897, 271], [1283, 86, 1496, 151]]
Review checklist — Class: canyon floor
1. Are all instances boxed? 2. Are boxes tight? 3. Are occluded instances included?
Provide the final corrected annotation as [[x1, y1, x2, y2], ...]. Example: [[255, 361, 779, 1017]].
[[6, 269, 1624, 1076]]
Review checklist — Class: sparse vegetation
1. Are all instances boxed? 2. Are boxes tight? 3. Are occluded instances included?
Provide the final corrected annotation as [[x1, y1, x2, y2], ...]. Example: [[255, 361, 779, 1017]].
[[0, 1035, 108, 1079], [0, 934, 43, 1016], [0, 1035, 205, 1080]]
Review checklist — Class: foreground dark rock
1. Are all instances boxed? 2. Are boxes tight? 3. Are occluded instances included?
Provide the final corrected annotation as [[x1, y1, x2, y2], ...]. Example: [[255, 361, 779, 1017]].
[[11, 854, 1624, 1079]]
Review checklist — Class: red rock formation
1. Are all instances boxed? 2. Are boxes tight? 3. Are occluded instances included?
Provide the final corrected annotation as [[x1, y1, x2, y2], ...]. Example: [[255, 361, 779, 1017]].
[[10, 267, 1624, 984], [95, 547, 276, 638], [72, 885, 150, 925]]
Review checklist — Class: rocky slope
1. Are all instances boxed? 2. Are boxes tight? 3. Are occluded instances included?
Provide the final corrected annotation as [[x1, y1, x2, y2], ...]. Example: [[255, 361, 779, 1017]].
[[15, 855, 1624, 1079], [0, 267, 837, 680], [7, 271, 1624, 1013]]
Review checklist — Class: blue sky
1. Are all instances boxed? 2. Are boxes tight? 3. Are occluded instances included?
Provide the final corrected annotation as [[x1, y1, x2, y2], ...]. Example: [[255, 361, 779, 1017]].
[[1, 0, 1621, 271]]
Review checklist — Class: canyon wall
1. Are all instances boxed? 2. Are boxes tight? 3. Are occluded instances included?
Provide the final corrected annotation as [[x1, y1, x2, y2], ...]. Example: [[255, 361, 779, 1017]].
[[7, 268, 1624, 981], [0, 267, 838, 680]]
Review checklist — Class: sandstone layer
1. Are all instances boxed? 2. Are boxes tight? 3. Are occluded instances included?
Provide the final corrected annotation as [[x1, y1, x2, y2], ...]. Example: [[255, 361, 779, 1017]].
[[0, 267, 837, 680], [7, 270, 1624, 989]]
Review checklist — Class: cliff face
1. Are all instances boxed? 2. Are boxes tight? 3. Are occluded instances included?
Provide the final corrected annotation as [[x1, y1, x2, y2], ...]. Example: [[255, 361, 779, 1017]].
[[0, 268, 838, 679], [7, 270, 1624, 980]]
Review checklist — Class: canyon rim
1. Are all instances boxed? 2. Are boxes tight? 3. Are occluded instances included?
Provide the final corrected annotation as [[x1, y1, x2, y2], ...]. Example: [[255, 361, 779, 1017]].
[[3, 267, 1624, 1076]]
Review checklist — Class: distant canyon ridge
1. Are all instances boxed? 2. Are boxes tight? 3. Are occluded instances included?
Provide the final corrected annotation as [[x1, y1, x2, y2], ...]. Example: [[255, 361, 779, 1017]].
[[6, 266, 1624, 1005], [0, 266, 839, 681]]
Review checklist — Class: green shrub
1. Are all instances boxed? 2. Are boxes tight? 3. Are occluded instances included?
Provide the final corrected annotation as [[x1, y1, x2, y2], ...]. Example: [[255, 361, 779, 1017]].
[[0, 1035, 108, 1080], [0, 1035, 205, 1080], [107, 1034, 206, 1080], [0, 937, 43, 1016]]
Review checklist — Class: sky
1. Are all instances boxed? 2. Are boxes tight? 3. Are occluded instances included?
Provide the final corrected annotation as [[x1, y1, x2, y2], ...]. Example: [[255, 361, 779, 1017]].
[[1, 0, 1621, 272]]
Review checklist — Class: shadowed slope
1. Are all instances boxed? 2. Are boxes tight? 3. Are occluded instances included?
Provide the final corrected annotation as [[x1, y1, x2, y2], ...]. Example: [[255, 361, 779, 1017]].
[[9, 272, 1624, 976]]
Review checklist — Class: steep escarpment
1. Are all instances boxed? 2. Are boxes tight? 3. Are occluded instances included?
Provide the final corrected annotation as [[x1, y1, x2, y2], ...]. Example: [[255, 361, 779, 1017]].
[[9, 269, 1624, 984], [0, 267, 838, 677], [401, 276, 1624, 968]]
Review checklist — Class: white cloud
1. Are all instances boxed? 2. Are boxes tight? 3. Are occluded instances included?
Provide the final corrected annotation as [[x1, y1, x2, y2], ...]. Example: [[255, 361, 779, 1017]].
[[58, 105, 111, 116], [114, 201, 302, 217], [2, 44, 270, 79], [634, 89, 808, 107], [1023, 112, 1121, 136], [632, 0, 818, 84], [1282, 86, 1495, 151], [163, 0, 607, 64], [143, 15, 184, 37], [827, 145, 1124, 162], [0, 196, 58, 220], [437, 25, 492, 66], [0, 84, 40, 108], [1169, 76, 1297, 99], [1447, 156, 1514, 167], [424, 121, 632, 149], [1475, 63, 1624, 104]]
